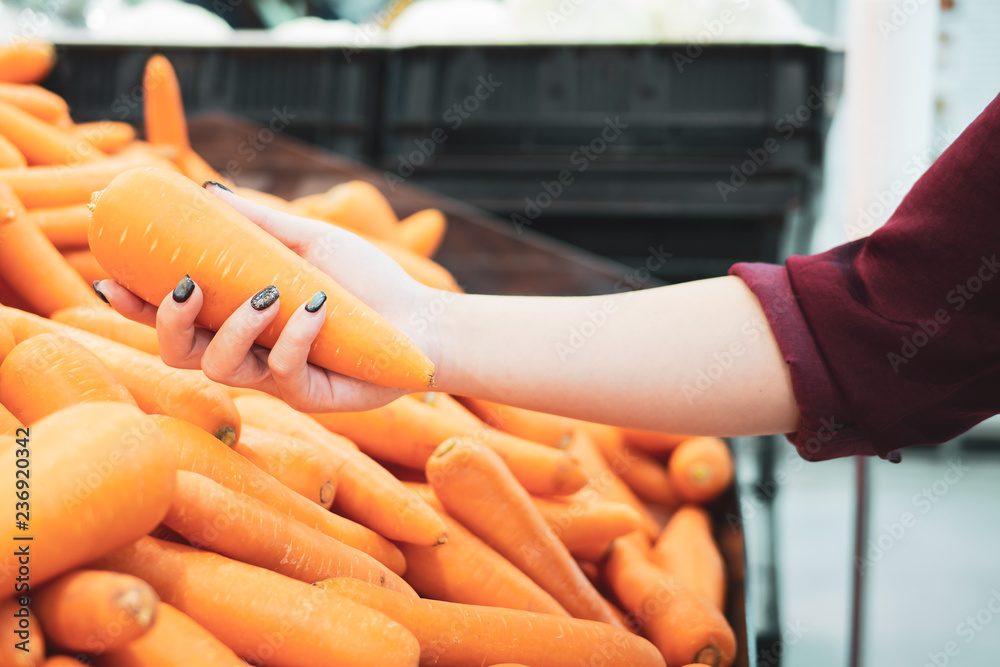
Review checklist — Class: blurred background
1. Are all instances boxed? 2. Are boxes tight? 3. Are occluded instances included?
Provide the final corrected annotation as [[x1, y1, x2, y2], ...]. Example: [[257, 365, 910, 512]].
[[3, 0, 999, 665]]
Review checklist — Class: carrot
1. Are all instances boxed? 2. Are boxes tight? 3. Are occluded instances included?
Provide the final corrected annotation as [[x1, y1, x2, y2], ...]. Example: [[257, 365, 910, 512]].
[[0, 334, 137, 424], [95, 537, 421, 667], [531, 492, 642, 561], [93, 602, 245, 667], [0, 596, 44, 666], [0, 277, 32, 312], [0, 183, 101, 316], [458, 396, 574, 447], [74, 121, 136, 154], [42, 658, 87, 667], [651, 506, 726, 611], [0, 131, 26, 167], [295, 180, 398, 239], [231, 390, 357, 451], [234, 424, 337, 508], [0, 320, 14, 361], [150, 414, 406, 574], [312, 396, 586, 496], [164, 470, 415, 595], [427, 438, 621, 626], [622, 427, 688, 454], [400, 482, 568, 616], [0, 402, 20, 435], [25, 204, 91, 249], [89, 167, 434, 390], [32, 570, 158, 652], [589, 425, 680, 508], [143, 55, 189, 150], [51, 305, 159, 356], [177, 148, 227, 186], [0, 83, 68, 124], [668, 437, 734, 504], [0, 100, 103, 166], [1, 307, 239, 442], [604, 539, 736, 667], [62, 248, 111, 284], [419, 392, 481, 427], [0, 41, 56, 84], [395, 208, 446, 257], [0, 402, 177, 590], [316, 577, 666, 667]]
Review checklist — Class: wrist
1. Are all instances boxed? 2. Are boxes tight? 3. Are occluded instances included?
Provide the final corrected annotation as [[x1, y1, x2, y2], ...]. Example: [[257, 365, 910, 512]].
[[408, 286, 465, 393]]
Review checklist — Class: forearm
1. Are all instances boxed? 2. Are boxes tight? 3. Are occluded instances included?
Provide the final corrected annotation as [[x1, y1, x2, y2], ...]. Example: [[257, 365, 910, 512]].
[[433, 276, 800, 436]]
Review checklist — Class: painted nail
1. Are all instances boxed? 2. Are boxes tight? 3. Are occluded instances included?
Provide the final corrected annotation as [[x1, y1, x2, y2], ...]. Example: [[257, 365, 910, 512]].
[[92, 281, 110, 304], [172, 275, 195, 303], [251, 285, 279, 311], [304, 291, 327, 313], [202, 180, 233, 193]]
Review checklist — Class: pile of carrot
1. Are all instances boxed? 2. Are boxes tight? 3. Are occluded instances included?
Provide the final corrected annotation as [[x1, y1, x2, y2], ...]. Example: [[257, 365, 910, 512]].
[[1, 43, 742, 667]]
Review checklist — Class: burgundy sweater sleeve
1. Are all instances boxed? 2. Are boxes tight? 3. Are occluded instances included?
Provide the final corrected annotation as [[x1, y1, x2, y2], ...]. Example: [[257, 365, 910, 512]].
[[730, 92, 1000, 462]]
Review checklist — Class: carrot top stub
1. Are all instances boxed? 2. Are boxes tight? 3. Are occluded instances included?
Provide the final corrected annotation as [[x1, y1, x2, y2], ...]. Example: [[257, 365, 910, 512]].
[[87, 168, 434, 389]]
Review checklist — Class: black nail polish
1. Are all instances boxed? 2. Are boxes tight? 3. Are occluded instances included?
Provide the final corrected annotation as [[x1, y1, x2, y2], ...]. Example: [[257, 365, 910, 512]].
[[92, 281, 110, 305], [305, 291, 327, 313], [202, 180, 233, 193], [251, 285, 279, 311], [173, 275, 195, 303]]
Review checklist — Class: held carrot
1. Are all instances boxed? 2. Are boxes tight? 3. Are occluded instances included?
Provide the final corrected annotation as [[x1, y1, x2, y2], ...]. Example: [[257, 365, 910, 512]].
[[150, 414, 406, 574], [668, 437, 735, 504], [32, 570, 159, 652], [62, 248, 111, 284], [164, 470, 415, 595], [93, 602, 245, 667], [400, 482, 569, 616], [395, 208, 446, 257], [0, 596, 44, 666], [51, 305, 159, 356], [427, 438, 622, 626], [234, 425, 337, 508], [458, 396, 574, 448], [0, 131, 26, 167], [0, 83, 69, 123], [0, 100, 103, 166], [0, 402, 177, 589], [651, 506, 726, 611], [316, 577, 666, 667], [235, 394, 446, 545], [0, 334, 137, 424], [143, 55, 189, 150], [95, 537, 421, 667], [0, 41, 55, 84], [88, 167, 434, 389], [74, 121, 136, 154], [312, 396, 587, 496], [26, 203, 91, 249], [604, 540, 737, 667]]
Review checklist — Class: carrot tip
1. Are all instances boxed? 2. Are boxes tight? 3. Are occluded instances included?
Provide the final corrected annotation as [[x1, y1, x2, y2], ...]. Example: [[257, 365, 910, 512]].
[[87, 189, 103, 214], [319, 480, 336, 505], [695, 645, 722, 667], [215, 425, 237, 447], [556, 432, 572, 449], [434, 532, 449, 546]]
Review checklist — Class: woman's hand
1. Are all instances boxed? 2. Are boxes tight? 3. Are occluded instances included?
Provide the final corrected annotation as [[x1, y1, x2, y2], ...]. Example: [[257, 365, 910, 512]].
[[96, 183, 443, 413]]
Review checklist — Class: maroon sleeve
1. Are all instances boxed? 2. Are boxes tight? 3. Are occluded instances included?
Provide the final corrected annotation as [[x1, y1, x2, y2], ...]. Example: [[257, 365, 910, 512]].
[[730, 92, 1000, 462]]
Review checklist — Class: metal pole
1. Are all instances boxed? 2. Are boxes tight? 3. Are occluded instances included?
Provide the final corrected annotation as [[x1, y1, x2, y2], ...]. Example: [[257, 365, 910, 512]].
[[848, 456, 870, 667]]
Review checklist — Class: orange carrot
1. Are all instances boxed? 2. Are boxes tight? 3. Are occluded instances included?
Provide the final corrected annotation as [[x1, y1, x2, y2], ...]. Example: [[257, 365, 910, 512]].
[[0, 131, 26, 167], [605, 540, 736, 667], [589, 425, 680, 508], [401, 482, 569, 616], [231, 390, 357, 451], [1, 307, 239, 442], [0, 596, 44, 666], [395, 208, 446, 256], [0, 402, 177, 590], [0, 100, 103, 166], [234, 424, 337, 508], [531, 492, 641, 561], [143, 55, 189, 150], [0, 334, 137, 424], [651, 506, 726, 611], [150, 414, 406, 574], [74, 121, 136, 154], [0, 41, 56, 84], [25, 203, 91, 249], [312, 396, 587, 496], [51, 305, 159, 356], [668, 437, 734, 504], [295, 180, 398, 239], [62, 248, 111, 284], [0, 83, 67, 123], [622, 427, 688, 454], [32, 570, 158, 652], [427, 438, 622, 626], [235, 394, 446, 545], [95, 537, 421, 667], [458, 396, 574, 448], [419, 392, 481, 427], [0, 320, 14, 361], [93, 602, 245, 667], [316, 577, 666, 667], [177, 148, 228, 186], [43, 658, 86, 666], [164, 470, 414, 595], [0, 183, 101, 315], [89, 167, 434, 390]]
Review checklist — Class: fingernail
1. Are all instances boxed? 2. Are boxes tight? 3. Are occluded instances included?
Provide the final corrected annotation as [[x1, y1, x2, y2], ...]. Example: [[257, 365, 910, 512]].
[[202, 180, 233, 193], [304, 291, 327, 313], [251, 285, 279, 311], [92, 281, 110, 305], [172, 275, 195, 303]]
